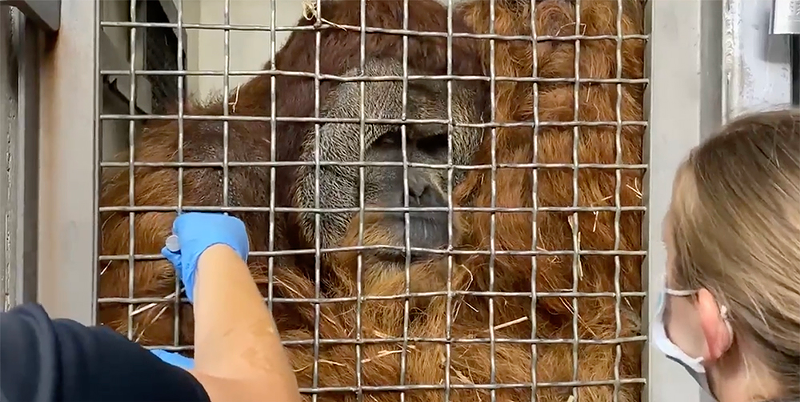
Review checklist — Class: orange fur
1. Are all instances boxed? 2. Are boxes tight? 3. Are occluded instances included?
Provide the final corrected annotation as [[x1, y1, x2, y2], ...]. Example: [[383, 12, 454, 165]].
[[277, 1, 647, 401], [98, 0, 647, 401]]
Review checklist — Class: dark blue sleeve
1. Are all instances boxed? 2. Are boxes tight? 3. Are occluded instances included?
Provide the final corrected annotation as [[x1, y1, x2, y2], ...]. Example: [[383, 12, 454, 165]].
[[0, 302, 210, 402]]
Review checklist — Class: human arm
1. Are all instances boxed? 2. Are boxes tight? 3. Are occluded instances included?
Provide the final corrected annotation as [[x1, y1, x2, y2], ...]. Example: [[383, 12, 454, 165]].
[[189, 244, 300, 401], [154, 212, 301, 402]]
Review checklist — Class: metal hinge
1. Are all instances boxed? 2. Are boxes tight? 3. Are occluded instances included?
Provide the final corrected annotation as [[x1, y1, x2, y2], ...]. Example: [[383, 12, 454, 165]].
[[0, 0, 60, 32]]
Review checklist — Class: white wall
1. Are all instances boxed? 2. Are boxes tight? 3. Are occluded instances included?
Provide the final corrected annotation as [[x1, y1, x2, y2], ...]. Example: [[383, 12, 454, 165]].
[[184, 0, 303, 98]]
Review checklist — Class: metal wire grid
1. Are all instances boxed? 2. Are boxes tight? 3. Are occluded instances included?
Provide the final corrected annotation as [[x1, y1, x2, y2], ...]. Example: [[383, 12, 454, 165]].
[[142, 0, 182, 115], [96, 0, 649, 400]]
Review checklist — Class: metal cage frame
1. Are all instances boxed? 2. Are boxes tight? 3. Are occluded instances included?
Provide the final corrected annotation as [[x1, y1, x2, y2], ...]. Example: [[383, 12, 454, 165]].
[[1, 0, 768, 401]]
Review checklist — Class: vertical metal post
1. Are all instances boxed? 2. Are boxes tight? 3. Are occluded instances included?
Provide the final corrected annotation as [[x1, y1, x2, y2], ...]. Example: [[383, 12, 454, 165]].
[[9, 13, 42, 306], [0, 6, 16, 311], [37, 0, 98, 324], [1, 0, 59, 310]]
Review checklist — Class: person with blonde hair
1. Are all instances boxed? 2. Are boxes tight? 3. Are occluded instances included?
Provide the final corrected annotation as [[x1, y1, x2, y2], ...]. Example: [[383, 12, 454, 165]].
[[653, 108, 800, 402]]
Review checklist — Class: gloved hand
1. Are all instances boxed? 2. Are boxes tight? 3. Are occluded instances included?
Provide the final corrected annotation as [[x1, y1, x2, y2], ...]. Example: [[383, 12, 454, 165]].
[[151, 349, 195, 370], [161, 212, 250, 302]]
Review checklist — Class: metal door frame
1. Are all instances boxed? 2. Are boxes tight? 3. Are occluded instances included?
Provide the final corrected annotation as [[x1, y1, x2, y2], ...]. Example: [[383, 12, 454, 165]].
[[646, 1, 723, 401], [723, 0, 794, 121], [1, 0, 60, 310]]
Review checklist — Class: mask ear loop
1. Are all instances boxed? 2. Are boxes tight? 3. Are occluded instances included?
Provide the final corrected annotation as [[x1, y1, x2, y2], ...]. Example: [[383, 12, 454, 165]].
[[718, 304, 734, 347], [663, 273, 698, 297], [666, 288, 698, 297]]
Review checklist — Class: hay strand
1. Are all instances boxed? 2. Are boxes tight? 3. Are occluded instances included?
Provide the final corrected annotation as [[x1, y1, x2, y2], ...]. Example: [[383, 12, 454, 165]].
[[566, 213, 583, 279], [130, 288, 182, 317], [490, 316, 529, 332]]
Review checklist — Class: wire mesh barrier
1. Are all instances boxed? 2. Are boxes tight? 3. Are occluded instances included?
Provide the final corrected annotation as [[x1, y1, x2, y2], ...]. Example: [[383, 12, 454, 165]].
[[142, 0, 183, 115], [96, 0, 649, 401]]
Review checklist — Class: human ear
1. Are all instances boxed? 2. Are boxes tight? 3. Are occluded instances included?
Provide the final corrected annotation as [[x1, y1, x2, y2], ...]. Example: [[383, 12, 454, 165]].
[[696, 288, 732, 361]]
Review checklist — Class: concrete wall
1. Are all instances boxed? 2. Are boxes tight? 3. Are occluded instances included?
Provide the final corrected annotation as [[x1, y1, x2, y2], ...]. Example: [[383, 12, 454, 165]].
[[185, 0, 303, 98]]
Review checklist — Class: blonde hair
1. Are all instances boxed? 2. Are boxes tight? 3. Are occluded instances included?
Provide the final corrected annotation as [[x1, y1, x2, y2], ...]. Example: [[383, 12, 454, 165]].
[[669, 109, 800, 397]]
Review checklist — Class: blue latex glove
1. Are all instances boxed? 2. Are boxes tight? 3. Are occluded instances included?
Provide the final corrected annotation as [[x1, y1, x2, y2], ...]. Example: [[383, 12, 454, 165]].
[[160, 212, 250, 302], [151, 349, 195, 370]]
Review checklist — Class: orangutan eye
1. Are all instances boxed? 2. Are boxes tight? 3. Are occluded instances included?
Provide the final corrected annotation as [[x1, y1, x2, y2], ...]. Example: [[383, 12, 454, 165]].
[[416, 134, 448, 155], [372, 131, 401, 147]]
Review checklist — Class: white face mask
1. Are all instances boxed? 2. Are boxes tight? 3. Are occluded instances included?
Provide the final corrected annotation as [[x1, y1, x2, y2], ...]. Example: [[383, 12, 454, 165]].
[[652, 287, 711, 393], [651, 281, 731, 398]]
